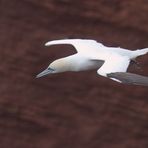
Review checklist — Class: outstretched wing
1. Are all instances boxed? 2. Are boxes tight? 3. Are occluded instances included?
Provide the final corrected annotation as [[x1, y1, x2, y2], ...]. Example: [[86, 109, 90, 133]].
[[97, 54, 130, 78], [96, 54, 148, 86], [107, 72, 148, 86], [45, 39, 103, 53]]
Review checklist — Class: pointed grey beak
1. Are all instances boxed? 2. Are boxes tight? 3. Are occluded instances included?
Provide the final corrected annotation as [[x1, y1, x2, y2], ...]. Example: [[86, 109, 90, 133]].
[[36, 68, 54, 78]]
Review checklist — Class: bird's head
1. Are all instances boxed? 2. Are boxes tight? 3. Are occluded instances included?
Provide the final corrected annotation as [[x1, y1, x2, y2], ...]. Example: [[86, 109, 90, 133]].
[[36, 58, 72, 78]]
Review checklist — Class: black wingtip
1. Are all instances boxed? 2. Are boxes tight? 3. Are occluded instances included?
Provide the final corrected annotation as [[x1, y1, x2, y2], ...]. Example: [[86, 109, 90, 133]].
[[107, 72, 148, 86]]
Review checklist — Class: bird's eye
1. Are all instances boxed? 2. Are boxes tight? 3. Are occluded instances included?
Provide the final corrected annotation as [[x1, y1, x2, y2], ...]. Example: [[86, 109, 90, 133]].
[[47, 67, 54, 71]]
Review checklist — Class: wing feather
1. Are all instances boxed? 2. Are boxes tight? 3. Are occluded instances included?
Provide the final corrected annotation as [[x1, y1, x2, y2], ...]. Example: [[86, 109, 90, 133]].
[[45, 39, 101, 53], [107, 72, 148, 86], [97, 54, 130, 76]]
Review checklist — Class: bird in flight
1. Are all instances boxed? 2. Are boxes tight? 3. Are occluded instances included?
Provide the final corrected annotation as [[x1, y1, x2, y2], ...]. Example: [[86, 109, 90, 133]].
[[36, 39, 148, 86]]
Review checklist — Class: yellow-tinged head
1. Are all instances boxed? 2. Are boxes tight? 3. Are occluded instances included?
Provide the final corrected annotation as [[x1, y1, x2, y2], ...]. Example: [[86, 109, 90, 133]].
[[49, 58, 73, 73], [36, 57, 74, 78]]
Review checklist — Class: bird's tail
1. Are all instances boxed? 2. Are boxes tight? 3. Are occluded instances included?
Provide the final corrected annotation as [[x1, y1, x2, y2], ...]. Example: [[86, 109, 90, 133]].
[[131, 48, 148, 59]]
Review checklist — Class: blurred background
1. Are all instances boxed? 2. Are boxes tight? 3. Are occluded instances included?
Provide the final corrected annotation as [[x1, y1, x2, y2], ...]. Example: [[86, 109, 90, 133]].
[[0, 0, 148, 148]]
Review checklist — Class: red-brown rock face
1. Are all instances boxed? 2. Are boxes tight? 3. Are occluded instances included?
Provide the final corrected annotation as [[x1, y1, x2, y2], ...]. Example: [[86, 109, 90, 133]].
[[0, 0, 148, 148]]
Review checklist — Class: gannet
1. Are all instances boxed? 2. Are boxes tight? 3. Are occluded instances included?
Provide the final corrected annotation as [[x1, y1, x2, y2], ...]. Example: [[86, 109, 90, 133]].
[[36, 39, 148, 86]]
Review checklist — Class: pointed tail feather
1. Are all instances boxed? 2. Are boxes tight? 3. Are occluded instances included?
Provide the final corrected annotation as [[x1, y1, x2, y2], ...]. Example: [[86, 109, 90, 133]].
[[132, 48, 148, 58]]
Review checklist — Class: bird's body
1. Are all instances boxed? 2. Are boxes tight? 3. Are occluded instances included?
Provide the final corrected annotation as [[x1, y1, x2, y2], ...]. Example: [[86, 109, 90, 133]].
[[37, 39, 148, 86]]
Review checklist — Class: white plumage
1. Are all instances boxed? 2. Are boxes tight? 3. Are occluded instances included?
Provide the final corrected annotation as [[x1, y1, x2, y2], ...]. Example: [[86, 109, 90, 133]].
[[37, 39, 148, 86]]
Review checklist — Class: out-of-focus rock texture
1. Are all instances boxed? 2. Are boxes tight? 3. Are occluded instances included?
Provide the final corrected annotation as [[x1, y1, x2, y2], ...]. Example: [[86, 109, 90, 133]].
[[0, 0, 148, 148]]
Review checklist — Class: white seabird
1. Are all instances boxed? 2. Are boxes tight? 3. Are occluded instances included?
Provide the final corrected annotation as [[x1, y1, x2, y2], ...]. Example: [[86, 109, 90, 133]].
[[36, 39, 148, 86]]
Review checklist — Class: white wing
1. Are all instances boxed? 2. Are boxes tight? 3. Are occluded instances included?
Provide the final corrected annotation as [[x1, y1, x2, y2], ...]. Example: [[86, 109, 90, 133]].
[[97, 54, 148, 86], [97, 54, 130, 82], [45, 39, 104, 54]]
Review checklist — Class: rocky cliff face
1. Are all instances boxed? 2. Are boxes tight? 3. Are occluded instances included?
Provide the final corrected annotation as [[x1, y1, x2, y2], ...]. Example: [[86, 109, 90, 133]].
[[0, 0, 148, 148]]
